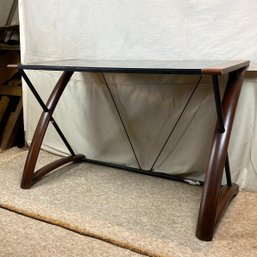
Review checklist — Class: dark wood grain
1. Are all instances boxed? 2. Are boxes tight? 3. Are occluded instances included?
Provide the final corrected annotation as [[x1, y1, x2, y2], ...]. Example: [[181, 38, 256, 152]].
[[202, 60, 250, 75], [196, 66, 247, 241], [21, 71, 76, 189]]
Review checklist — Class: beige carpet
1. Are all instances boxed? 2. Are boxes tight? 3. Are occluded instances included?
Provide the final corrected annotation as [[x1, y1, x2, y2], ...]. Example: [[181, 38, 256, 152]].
[[0, 148, 257, 257], [0, 207, 145, 257]]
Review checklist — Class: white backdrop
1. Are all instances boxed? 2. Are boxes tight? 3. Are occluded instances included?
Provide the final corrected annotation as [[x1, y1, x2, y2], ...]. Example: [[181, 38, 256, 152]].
[[19, 0, 257, 190]]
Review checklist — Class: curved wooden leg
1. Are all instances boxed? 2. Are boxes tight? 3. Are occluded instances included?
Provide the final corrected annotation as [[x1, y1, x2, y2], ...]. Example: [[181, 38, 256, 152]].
[[21, 71, 85, 189], [31, 154, 86, 187], [196, 67, 247, 241]]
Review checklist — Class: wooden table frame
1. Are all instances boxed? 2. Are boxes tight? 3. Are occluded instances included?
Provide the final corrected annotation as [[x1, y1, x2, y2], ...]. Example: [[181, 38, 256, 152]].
[[11, 60, 249, 241]]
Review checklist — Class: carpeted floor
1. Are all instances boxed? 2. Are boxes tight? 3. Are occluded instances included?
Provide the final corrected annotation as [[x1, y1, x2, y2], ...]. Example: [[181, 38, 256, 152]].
[[0, 148, 257, 257], [0, 207, 146, 257]]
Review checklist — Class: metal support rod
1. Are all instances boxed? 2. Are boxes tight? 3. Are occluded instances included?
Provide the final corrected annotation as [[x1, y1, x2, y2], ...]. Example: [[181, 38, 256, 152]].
[[225, 154, 232, 186], [149, 75, 202, 171], [84, 157, 203, 186], [20, 70, 75, 156], [50, 119, 75, 156], [212, 75, 232, 186], [101, 73, 142, 169], [20, 70, 49, 112], [212, 75, 225, 133]]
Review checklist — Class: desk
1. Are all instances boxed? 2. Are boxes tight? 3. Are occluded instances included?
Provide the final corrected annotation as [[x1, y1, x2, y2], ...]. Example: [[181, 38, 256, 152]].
[[12, 60, 249, 241]]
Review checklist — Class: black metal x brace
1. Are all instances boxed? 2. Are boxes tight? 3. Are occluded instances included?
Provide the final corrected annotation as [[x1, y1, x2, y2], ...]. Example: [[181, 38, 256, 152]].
[[212, 75, 232, 186], [20, 70, 76, 156]]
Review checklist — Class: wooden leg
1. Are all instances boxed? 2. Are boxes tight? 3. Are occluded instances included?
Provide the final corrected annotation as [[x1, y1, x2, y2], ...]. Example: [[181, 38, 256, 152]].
[[196, 67, 247, 241], [21, 71, 85, 189]]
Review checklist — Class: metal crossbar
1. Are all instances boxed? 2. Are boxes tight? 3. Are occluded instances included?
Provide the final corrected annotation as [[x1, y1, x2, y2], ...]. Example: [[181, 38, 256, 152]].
[[212, 75, 232, 186], [149, 75, 203, 171], [101, 73, 142, 169], [20, 70, 75, 156]]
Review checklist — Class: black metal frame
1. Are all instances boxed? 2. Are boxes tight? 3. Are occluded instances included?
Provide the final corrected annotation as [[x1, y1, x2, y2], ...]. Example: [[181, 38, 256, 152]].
[[20, 70, 208, 186], [212, 75, 232, 186], [19, 69, 235, 189], [20, 70, 76, 156]]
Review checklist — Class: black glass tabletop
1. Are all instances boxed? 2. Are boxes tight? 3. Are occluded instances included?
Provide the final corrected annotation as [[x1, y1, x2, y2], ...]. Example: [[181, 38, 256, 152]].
[[13, 59, 250, 75]]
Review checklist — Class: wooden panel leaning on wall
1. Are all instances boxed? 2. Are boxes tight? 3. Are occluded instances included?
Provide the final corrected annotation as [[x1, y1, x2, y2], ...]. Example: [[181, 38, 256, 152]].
[[0, 24, 24, 152]]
